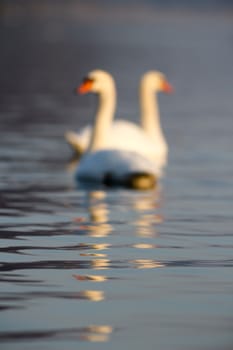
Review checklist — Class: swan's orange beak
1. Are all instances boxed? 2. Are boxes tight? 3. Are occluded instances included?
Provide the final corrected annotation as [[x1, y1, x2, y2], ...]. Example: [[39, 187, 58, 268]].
[[161, 79, 174, 94], [77, 78, 94, 94]]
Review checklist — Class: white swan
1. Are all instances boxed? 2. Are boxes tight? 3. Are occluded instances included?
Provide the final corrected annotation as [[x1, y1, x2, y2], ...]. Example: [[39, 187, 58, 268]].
[[75, 70, 160, 190], [65, 70, 172, 167]]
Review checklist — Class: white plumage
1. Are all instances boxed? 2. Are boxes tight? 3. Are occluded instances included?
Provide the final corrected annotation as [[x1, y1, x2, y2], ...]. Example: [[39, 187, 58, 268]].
[[77, 149, 160, 185], [74, 70, 169, 189], [66, 70, 172, 168]]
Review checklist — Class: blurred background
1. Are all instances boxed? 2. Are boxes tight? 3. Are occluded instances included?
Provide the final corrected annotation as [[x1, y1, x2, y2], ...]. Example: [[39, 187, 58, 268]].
[[0, 0, 232, 136]]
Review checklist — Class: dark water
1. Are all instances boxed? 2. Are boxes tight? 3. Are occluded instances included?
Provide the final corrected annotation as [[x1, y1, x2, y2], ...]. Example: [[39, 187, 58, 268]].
[[0, 2, 233, 350]]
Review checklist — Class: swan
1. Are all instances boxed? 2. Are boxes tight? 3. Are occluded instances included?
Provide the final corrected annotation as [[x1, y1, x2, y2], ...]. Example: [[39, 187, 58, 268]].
[[65, 70, 172, 167], [75, 70, 160, 190]]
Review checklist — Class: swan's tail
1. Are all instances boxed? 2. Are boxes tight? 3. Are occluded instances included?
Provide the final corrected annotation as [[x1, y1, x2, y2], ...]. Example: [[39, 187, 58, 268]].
[[65, 131, 85, 155], [103, 172, 157, 190]]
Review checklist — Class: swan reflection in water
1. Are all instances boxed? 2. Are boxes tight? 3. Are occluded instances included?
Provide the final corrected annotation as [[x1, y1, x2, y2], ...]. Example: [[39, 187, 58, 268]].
[[71, 188, 164, 280], [72, 187, 163, 238], [72, 190, 112, 237], [68, 188, 164, 343], [77, 289, 105, 302], [79, 325, 113, 342], [87, 190, 112, 236], [132, 186, 164, 237]]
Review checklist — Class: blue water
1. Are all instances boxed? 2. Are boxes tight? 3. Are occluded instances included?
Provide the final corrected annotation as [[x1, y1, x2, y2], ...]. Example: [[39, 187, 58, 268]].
[[0, 2, 233, 350]]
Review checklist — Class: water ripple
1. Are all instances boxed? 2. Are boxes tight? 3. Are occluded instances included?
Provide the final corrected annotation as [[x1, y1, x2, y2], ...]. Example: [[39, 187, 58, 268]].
[[0, 325, 113, 343], [1, 258, 232, 273]]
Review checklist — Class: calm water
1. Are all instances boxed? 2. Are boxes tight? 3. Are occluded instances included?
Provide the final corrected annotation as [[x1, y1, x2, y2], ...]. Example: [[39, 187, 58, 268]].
[[0, 3, 233, 350]]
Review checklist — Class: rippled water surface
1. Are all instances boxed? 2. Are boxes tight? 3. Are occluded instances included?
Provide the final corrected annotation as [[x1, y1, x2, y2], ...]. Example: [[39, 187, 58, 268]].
[[0, 3, 233, 350]]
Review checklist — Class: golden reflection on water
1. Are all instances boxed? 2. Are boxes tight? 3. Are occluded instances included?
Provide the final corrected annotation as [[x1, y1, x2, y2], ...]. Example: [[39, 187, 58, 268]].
[[73, 187, 163, 237], [73, 274, 107, 282], [78, 290, 105, 302], [73, 188, 164, 258], [80, 252, 107, 257], [71, 187, 164, 342], [80, 325, 113, 342], [72, 188, 165, 278], [131, 259, 165, 269], [90, 258, 110, 270], [133, 188, 163, 237], [132, 243, 156, 249], [76, 190, 113, 237]]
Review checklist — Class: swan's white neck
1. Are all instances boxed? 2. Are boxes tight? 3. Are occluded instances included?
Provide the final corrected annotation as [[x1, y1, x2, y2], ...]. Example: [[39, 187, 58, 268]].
[[88, 87, 116, 152], [140, 79, 167, 151]]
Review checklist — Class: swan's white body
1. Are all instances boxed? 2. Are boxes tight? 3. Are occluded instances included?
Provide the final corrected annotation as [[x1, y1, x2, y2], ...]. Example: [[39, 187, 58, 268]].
[[75, 70, 159, 189], [66, 71, 171, 168], [77, 149, 160, 183]]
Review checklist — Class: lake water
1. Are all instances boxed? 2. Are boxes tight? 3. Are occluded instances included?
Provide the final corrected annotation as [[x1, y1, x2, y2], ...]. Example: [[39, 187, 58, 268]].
[[0, 2, 233, 350]]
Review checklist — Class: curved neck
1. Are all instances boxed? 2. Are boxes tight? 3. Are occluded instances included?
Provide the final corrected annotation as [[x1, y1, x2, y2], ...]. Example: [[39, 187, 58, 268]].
[[140, 80, 166, 145], [88, 87, 116, 152]]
